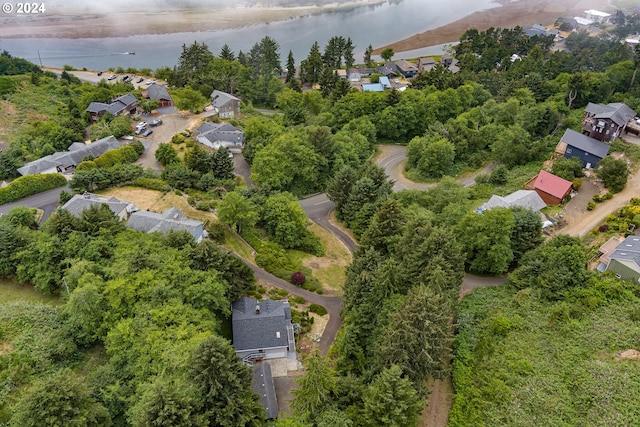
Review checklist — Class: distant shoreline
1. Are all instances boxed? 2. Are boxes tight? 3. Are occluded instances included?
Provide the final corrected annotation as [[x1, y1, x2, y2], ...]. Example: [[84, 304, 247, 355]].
[[0, 1, 386, 40]]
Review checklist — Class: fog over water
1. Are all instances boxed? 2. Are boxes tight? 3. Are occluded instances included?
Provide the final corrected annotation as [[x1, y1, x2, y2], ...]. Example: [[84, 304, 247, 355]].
[[1, 0, 499, 70]]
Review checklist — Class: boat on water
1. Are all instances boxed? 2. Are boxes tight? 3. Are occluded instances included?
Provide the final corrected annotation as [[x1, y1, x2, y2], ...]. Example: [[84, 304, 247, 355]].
[[125, 52, 135, 55]]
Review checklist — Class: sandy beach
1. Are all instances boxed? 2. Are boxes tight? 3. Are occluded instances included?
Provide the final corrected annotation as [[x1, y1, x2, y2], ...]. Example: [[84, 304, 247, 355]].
[[0, 0, 615, 52]]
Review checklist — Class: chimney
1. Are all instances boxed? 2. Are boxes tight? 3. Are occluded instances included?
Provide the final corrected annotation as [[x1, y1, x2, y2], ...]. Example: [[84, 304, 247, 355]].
[[255, 303, 260, 314]]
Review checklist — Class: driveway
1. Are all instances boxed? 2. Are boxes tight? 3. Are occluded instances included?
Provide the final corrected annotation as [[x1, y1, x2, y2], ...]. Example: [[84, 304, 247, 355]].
[[299, 194, 357, 255], [0, 185, 70, 222]]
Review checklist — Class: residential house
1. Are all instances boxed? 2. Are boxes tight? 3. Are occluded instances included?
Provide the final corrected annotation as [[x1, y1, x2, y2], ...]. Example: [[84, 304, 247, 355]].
[[478, 190, 546, 212], [556, 128, 610, 168], [392, 59, 419, 78], [581, 102, 637, 142], [210, 90, 241, 119], [126, 207, 205, 242], [362, 83, 384, 92], [584, 9, 611, 24], [379, 76, 392, 89], [604, 236, 640, 281], [596, 236, 624, 271], [348, 72, 362, 82], [352, 65, 374, 76], [195, 122, 244, 151], [231, 297, 296, 364], [376, 65, 396, 77], [574, 16, 594, 27], [17, 135, 121, 176], [525, 170, 573, 205], [143, 83, 173, 108], [61, 193, 136, 220], [86, 93, 138, 122], [417, 57, 436, 72], [439, 54, 461, 73], [336, 69, 348, 79], [252, 364, 278, 420]]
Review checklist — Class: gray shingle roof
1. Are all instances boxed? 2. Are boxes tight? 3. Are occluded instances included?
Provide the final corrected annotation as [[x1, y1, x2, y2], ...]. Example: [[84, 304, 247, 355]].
[[232, 297, 291, 352], [210, 90, 239, 107], [561, 128, 610, 159], [86, 93, 137, 116], [252, 364, 278, 420], [61, 193, 132, 218], [146, 83, 172, 101], [17, 136, 121, 175], [584, 102, 637, 126], [609, 236, 640, 270], [196, 122, 244, 149], [126, 209, 203, 241]]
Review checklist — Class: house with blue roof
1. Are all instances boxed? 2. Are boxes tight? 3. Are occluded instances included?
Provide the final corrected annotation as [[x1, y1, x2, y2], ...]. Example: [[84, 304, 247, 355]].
[[379, 76, 392, 89], [362, 83, 384, 92]]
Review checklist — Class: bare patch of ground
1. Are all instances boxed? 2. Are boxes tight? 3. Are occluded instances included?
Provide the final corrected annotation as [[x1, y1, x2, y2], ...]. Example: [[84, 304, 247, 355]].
[[297, 312, 330, 357], [616, 349, 640, 362], [420, 376, 454, 427], [302, 222, 351, 295], [98, 186, 163, 211], [0, 342, 14, 356]]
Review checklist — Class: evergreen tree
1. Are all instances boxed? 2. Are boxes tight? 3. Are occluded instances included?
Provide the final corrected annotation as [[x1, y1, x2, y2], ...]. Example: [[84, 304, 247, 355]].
[[212, 146, 235, 180], [326, 166, 357, 218], [291, 351, 337, 422], [220, 44, 235, 61], [286, 50, 296, 83], [364, 44, 374, 68], [344, 37, 355, 70], [303, 41, 324, 84], [362, 365, 424, 427]]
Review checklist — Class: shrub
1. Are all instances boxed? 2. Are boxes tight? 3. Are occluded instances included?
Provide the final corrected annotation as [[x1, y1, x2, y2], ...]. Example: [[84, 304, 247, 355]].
[[572, 178, 583, 191], [0, 174, 67, 205], [174, 190, 183, 196], [75, 160, 97, 171], [586, 201, 596, 211], [308, 303, 328, 316], [205, 221, 225, 243], [291, 271, 306, 286], [598, 224, 609, 232], [131, 177, 171, 192], [475, 173, 489, 184], [291, 296, 306, 304], [171, 134, 185, 144], [130, 140, 145, 156]]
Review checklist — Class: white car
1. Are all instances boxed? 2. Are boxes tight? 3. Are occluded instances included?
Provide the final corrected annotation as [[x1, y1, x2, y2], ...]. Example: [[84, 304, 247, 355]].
[[146, 79, 156, 85], [107, 74, 117, 80]]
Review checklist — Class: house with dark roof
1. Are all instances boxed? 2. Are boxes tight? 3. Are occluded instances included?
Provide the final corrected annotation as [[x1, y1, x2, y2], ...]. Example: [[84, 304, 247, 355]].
[[556, 128, 610, 168], [478, 190, 546, 212], [195, 122, 244, 151], [17, 135, 121, 176], [376, 64, 397, 77], [392, 59, 419, 78], [86, 93, 138, 122], [232, 297, 296, 364], [604, 236, 640, 282], [252, 364, 278, 420], [525, 170, 573, 205], [126, 208, 205, 242], [582, 102, 637, 142], [210, 90, 241, 119], [61, 193, 136, 220], [143, 83, 173, 108]]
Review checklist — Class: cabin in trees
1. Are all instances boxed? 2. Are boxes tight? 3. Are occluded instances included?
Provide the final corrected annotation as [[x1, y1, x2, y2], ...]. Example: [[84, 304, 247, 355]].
[[581, 102, 636, 142], [210, 90, 241, 119], [525, 170, 573, 205], [126, 207, 205, 242], [417, 57, 436, 72], [61, 193, 137, 220], [86, 93, 138, 122], [195, 122, 245, 152], [556, 128, 610, 168], [231, 297, 296, 364], [599, 236, 640, 282], [17, 135, 121, 176], [142, 83, 174, 108]]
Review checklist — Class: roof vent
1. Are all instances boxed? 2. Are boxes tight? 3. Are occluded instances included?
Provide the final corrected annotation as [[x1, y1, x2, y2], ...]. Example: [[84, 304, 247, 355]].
[[255, 304, 261, 314], [276, 331, 281, 339]]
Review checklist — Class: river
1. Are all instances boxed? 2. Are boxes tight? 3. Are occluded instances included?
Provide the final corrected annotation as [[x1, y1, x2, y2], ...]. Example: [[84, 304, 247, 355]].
[[0, 0, 498, 71]]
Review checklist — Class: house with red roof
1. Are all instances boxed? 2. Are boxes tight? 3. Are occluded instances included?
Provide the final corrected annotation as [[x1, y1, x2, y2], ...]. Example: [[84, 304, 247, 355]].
[[525, 170, 573, 205]]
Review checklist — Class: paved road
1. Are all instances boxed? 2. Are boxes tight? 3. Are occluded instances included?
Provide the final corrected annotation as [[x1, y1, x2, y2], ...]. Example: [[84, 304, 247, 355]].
[[299, 194, 357, 255], [245, 261, 342, 355], [377, 144, 433, 192], [0, 185, 70, 221]]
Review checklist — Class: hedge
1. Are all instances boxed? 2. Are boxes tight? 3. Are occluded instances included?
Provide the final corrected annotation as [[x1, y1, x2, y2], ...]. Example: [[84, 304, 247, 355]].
[[0, 173, 67, 205], [131, 177, 171, 192]]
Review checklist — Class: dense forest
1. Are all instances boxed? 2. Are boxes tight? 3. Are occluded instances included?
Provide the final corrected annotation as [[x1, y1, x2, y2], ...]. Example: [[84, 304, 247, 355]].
[[2, 11, 640, 426]]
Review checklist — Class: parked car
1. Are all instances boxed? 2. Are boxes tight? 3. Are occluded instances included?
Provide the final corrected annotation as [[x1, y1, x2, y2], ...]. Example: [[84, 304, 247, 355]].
[[107, 74, 117, 80], [142, 129, 153, 137], [149, 119, 163, 127], [121, 75, 130, 82], [97, 71, 103, 76], [134, 127, 145, 135], [136, 77, 144, 83], [146, 79, 156, 85]]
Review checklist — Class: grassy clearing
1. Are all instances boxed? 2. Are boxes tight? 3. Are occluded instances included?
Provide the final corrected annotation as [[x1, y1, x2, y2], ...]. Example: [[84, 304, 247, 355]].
[[0, 279, 62, 306], [98, 186, 164, 210], [223, 228, 256, 263]]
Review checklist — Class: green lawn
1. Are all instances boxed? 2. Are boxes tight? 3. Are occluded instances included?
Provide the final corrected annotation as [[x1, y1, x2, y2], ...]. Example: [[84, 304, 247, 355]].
[[0, 279, 62, 306]]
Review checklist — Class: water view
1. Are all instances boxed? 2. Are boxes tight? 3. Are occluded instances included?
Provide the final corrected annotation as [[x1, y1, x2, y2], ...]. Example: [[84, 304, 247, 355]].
[[0, 0, 498, 70]]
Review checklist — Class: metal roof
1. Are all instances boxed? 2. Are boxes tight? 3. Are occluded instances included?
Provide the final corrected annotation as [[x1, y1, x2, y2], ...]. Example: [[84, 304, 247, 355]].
[[584, 102, 637, 127], [479, 190, 546, 212], [561, 128, 610, 159], [533, 170, 573, 199], [210, 90, 239, 107]]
